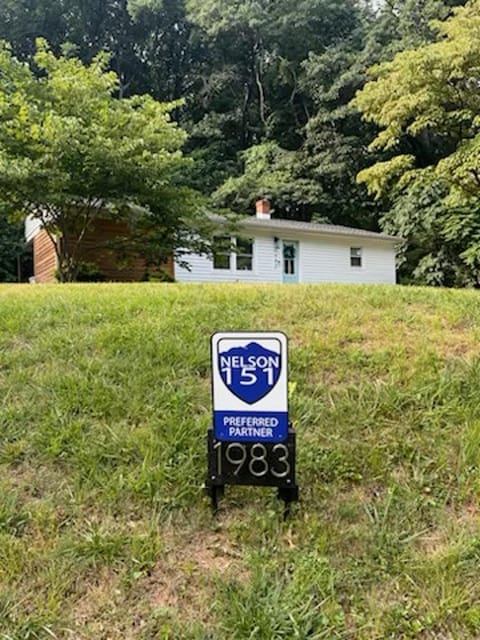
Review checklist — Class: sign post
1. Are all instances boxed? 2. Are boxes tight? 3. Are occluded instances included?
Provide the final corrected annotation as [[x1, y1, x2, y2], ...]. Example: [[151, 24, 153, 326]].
[[206, 331, 299, 515]]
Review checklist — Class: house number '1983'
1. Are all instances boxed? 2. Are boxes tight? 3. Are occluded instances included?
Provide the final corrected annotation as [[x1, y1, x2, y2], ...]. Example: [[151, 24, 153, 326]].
[[213, 441, 291, 478]]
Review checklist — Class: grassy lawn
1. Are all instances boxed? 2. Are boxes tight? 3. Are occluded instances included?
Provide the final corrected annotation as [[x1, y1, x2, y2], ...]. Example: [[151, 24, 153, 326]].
[[0, 282, 479, 639]]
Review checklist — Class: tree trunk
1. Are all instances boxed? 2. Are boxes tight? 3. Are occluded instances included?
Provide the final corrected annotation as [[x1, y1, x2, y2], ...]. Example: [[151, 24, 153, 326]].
[[252, 35, 267, 135]]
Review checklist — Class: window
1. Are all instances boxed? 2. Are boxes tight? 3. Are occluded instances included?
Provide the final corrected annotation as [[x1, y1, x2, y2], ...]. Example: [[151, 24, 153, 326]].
[[350, 247, 362, 268], [213, 236, 254, 271], [213, 236, 232, 270], [236, 237, 253, 271]]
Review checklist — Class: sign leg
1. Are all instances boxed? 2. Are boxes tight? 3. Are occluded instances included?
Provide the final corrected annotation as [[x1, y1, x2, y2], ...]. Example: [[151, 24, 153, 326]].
[[277, 486, 299, 520], [206, 484, 224, 513]]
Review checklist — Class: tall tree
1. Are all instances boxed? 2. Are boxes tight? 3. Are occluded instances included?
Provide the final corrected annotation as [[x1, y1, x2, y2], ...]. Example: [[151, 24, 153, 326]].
[[128, 0, 198, 102], [0, 0, 148, 96], [0, 40, 207, 282], [353, 0, 480, 285], [185, 0, 366, 215], [198, 0, 464, 224]]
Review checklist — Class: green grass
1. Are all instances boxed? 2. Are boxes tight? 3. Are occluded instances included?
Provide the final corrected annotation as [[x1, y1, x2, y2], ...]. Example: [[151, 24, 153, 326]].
[[0, 282, 479, 639]]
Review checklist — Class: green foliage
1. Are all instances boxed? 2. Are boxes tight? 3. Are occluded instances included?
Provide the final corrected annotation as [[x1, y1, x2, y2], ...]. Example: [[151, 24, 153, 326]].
[[354, 0, 480, 285], [358, 156, 417, 197], [0, 0, 146, 96], [72, 262, 107, 283], [0, 39, 206, 282], [190, 0, 463, 229], [381, 177, 480, 286], [213, 142, 322, 219], [0, 0, 474, 282], [354, 1, 480, 194], [362, 0, 467, 63], [185, 0, 364, 188], [127, 0, 199, 104], [187, 0, 376, 225], [0, 215, 24, 282]]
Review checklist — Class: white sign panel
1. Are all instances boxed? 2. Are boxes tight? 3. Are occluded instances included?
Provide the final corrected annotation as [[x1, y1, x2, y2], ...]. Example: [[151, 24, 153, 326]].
[[211, 331, 288, 442]]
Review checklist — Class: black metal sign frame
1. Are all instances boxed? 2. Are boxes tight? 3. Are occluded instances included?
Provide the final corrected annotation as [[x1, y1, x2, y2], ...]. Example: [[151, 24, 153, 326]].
[[205, 425, 299, 515]]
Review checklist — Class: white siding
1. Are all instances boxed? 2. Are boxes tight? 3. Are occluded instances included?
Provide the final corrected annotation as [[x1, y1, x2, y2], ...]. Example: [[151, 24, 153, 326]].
[[298, 235, 396, 284], [175, 229, 397, 285], [25, 215, 42, 242], [175, 234, 281, 283]]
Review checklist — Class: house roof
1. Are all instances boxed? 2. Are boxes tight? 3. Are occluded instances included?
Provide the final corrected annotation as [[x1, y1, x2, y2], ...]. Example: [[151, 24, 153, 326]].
[[210, 214, 400, 243]]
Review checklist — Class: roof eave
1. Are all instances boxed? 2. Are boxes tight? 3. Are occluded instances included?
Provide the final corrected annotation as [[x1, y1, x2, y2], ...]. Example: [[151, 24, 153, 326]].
[[239, 219, 400, 244]]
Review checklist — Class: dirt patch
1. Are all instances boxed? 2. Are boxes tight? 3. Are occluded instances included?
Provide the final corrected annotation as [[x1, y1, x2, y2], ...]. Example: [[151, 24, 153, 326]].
[[69, 567, 150, 640], [436, 332, 478, 360], [7, 336, 34, 351], [416, 502, 480, 558], [137, 530, 249, 628], [416, 529, 451, 558], [449, 501, 479, 529], [72, 567, 123, 628], [67, 532, 249, 638]]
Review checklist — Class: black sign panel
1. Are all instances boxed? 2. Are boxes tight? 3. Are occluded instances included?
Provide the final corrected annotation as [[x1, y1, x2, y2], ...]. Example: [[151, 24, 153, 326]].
[[207, 428, 296, 488]]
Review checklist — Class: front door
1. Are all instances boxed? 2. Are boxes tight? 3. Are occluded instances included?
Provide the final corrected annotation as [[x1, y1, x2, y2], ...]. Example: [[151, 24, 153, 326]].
[[282, 241, 299, 283]]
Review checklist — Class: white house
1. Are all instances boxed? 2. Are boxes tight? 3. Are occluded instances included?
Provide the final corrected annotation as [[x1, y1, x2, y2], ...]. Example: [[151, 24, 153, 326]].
[[175, 199, 399, 285]]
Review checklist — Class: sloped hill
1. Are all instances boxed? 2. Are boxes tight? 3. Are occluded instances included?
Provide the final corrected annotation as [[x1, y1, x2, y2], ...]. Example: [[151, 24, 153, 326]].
[[0, 283, 479, 639]]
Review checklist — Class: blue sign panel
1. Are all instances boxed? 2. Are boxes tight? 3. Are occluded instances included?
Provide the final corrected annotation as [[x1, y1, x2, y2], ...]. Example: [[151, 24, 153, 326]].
[[218, 342, 282, 404], [211, 332, 288, 443], [214, 410, 288, 442]]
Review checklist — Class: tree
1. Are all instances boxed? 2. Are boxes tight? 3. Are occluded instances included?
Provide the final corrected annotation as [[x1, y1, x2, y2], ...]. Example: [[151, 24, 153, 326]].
[[183, 0, 372, 221], [0, 216, 25, 282], [213, 142, 322, 220], [354, 0, 480, 198], [0, 0, 148, 97], [299, 7, 381, 228], [0, 40, 207, 282], [296, 0, 469, 231], [361, 0, 467, 64], [128, 0, 197, 103], [380, 176, 480, 286], [1, 0, 474, 285], [353, 1, 480, 285]]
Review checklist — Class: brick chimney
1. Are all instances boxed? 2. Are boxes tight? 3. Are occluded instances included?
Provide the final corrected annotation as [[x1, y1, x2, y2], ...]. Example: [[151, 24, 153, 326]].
[[256, 198, 271, 220]]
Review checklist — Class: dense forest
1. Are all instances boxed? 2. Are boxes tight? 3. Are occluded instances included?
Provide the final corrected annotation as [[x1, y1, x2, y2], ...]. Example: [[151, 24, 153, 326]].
[[1, 0, 477, 285]]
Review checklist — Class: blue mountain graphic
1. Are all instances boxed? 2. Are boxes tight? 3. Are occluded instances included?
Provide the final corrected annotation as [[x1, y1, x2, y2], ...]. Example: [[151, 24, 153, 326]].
[[218, 341, 281, 404]]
